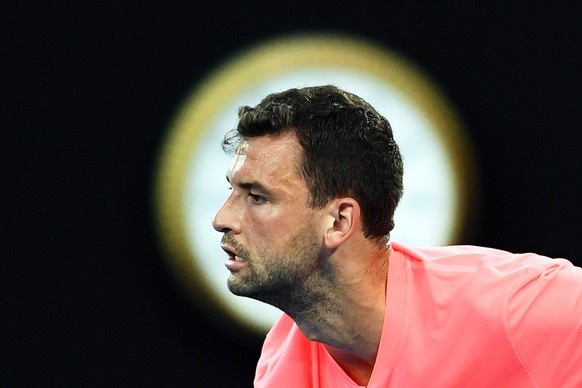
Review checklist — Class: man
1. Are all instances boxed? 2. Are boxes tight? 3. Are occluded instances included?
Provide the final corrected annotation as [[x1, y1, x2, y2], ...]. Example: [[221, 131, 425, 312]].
[[212, 85, 582, 387]]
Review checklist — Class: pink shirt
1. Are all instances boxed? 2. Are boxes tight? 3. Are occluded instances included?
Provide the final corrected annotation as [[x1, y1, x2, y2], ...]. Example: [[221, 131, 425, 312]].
[[255, 242, 582, 387]]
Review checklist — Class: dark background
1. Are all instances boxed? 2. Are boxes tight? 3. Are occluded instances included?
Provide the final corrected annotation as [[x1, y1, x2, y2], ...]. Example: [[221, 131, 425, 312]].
[[3, 2, 581, 386]]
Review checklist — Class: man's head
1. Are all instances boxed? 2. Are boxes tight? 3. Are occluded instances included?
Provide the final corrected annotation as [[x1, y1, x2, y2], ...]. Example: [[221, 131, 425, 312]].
[[223, 85, 404, 242], [213, 85, 403, 304]]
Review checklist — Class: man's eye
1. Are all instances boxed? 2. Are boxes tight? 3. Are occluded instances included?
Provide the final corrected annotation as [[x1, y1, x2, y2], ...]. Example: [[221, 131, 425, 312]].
[[249, 193, 266, 204]]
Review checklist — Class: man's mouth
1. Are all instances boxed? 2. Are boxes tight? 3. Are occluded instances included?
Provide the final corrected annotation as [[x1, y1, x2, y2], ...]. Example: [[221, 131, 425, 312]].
[[222, 246, 242, 259], [221, 245, 248, 271], [227, 250, 246, 261]]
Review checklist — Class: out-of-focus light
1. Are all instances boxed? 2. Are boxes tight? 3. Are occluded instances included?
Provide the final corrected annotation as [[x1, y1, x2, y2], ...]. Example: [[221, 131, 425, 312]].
[[154, 33, 477, 339]]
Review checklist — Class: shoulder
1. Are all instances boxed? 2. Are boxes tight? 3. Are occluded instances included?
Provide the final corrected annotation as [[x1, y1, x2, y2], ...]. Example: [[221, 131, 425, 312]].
[[505, 256, 582, 385], [392, 241, 582, 317], [392, 241, 577, 277], [392, 242, 582, 385]]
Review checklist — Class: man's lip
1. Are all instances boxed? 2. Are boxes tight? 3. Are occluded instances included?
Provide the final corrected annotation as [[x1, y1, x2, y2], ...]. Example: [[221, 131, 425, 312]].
[[221, 244, 247, 271], [220, 244, 236, 257], [220, 244, 245, 261]]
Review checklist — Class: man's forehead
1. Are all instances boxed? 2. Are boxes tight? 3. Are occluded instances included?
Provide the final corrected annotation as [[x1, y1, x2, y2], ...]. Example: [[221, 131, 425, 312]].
[[226, 147, 244, 172], [227, 133, 302, 179], [236, 133, 300, 159], [233, 139, 249, 155]]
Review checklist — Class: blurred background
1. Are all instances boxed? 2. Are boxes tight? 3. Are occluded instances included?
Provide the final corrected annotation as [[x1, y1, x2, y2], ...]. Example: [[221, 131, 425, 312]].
[[3, 2, 580, 386]]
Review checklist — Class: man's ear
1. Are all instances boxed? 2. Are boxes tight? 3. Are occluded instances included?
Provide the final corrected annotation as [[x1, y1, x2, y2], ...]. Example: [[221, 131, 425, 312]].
[[323, 197, 361, 250]]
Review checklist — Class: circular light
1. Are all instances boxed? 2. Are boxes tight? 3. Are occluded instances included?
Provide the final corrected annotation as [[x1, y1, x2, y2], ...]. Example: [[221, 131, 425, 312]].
[[154, 33, 477, 338]]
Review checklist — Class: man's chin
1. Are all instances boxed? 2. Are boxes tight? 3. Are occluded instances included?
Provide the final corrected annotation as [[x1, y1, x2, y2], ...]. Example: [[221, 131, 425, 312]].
[[227, 277, 258, 297]]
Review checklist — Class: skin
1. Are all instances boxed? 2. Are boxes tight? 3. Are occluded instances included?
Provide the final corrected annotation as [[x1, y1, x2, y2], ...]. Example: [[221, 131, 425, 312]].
[[212, 131, 391, 385]]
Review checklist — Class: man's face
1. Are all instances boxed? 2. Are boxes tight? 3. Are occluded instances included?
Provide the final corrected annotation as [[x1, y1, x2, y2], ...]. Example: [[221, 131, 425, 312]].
[[212, 132, 325, 302]]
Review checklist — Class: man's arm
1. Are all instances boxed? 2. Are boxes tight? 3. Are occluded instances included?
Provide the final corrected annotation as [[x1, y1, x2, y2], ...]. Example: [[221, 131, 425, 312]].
[[507, 258, 582, 387]]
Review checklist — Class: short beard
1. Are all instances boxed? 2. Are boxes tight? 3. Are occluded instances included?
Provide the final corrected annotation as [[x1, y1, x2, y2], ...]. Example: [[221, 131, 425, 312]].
[[224, 224, 332, 314], [244, 244, 332, 314]]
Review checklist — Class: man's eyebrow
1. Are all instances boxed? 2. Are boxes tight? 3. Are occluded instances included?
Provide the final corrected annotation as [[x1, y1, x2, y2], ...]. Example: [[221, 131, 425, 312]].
[[226, 175, 271, 194]]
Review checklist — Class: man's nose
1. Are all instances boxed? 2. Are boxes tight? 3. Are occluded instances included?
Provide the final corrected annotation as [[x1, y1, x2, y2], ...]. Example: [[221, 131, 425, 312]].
[[212, 197, 240, 234]]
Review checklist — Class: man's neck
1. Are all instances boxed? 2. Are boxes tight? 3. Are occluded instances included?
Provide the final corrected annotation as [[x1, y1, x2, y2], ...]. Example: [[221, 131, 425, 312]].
[[289, 245, 390, 384], [324, 345, 377, 386]]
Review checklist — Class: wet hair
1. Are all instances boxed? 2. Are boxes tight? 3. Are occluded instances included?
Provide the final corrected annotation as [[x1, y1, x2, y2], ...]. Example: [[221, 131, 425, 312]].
[[223, 85, 404, 242]]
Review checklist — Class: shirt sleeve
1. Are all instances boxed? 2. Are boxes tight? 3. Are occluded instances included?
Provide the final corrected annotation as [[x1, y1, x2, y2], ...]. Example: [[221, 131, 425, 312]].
[[507, 257, 582, 388]]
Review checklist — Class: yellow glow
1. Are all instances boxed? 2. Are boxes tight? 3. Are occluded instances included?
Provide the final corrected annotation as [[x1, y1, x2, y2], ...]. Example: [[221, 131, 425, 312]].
[[154, 33, 478, 339]]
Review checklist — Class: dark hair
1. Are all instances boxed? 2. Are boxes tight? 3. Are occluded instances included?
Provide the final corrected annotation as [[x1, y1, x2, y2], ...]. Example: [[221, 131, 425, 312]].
[[223, 85, 404, 242]]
